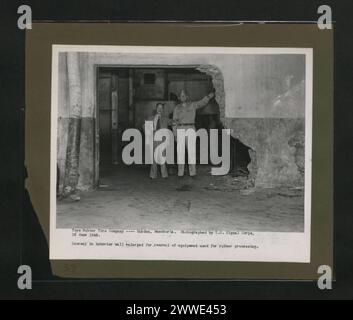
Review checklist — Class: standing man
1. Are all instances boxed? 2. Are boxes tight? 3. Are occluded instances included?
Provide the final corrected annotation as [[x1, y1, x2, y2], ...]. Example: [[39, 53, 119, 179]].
[[146, 103, 170, 179], [172, 89, 215, 177]]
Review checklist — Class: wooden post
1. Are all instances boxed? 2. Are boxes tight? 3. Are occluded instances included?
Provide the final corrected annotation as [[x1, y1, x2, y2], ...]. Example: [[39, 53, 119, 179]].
[[64, 52, 82, 199], [111, 75, 119, 164]]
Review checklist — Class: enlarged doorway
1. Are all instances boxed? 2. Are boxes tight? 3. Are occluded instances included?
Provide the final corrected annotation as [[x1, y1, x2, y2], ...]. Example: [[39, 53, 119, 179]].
[[96, 65, 230, 186]]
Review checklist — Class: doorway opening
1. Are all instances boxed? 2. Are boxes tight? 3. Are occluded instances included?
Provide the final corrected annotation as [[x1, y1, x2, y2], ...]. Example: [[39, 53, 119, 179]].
[[96, 65, 250, 185]]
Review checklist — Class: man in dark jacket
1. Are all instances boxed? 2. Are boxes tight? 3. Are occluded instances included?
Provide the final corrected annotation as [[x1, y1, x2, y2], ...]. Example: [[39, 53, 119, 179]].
[[146, 103, 170, 179]]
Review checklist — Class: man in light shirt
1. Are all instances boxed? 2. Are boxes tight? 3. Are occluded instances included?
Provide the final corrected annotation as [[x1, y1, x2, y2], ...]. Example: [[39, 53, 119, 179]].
[[172, 89, 215, 177]]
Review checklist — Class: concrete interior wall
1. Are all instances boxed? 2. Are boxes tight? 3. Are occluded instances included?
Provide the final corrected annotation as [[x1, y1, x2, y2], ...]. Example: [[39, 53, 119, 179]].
[[57, 52, 306, 190]]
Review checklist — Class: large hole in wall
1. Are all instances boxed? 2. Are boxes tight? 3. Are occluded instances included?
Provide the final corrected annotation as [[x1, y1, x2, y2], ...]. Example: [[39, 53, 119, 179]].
[[197, 65, 254, 181]]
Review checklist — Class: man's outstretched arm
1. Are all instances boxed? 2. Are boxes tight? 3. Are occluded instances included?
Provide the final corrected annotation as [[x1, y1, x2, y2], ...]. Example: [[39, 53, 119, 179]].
[[195, 92, 215, 109]]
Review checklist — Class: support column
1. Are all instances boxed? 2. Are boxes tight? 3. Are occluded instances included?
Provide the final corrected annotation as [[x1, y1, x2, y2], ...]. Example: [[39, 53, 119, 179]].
[[63, 52, 82, 199]]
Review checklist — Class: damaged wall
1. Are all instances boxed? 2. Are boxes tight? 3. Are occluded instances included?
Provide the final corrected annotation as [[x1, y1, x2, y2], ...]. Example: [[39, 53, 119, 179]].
[[226, 118, 305, 187], [196, 65, 226, 122], [224, 55, 306, 187], [57, 51, 306, 189]]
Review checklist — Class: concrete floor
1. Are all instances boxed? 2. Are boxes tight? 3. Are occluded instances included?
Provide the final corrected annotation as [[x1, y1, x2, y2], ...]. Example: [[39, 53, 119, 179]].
[[57, 164, 304, 232]]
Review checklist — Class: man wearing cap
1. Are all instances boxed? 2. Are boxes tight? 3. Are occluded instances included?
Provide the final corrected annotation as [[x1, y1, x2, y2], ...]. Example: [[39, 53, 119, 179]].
[[172, 89, 215, 177]]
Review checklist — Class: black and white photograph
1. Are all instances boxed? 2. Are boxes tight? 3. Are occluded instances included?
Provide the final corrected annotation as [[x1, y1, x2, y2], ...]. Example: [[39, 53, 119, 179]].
[[3, 0, 350, 300], [50, 46, 312, 262]]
